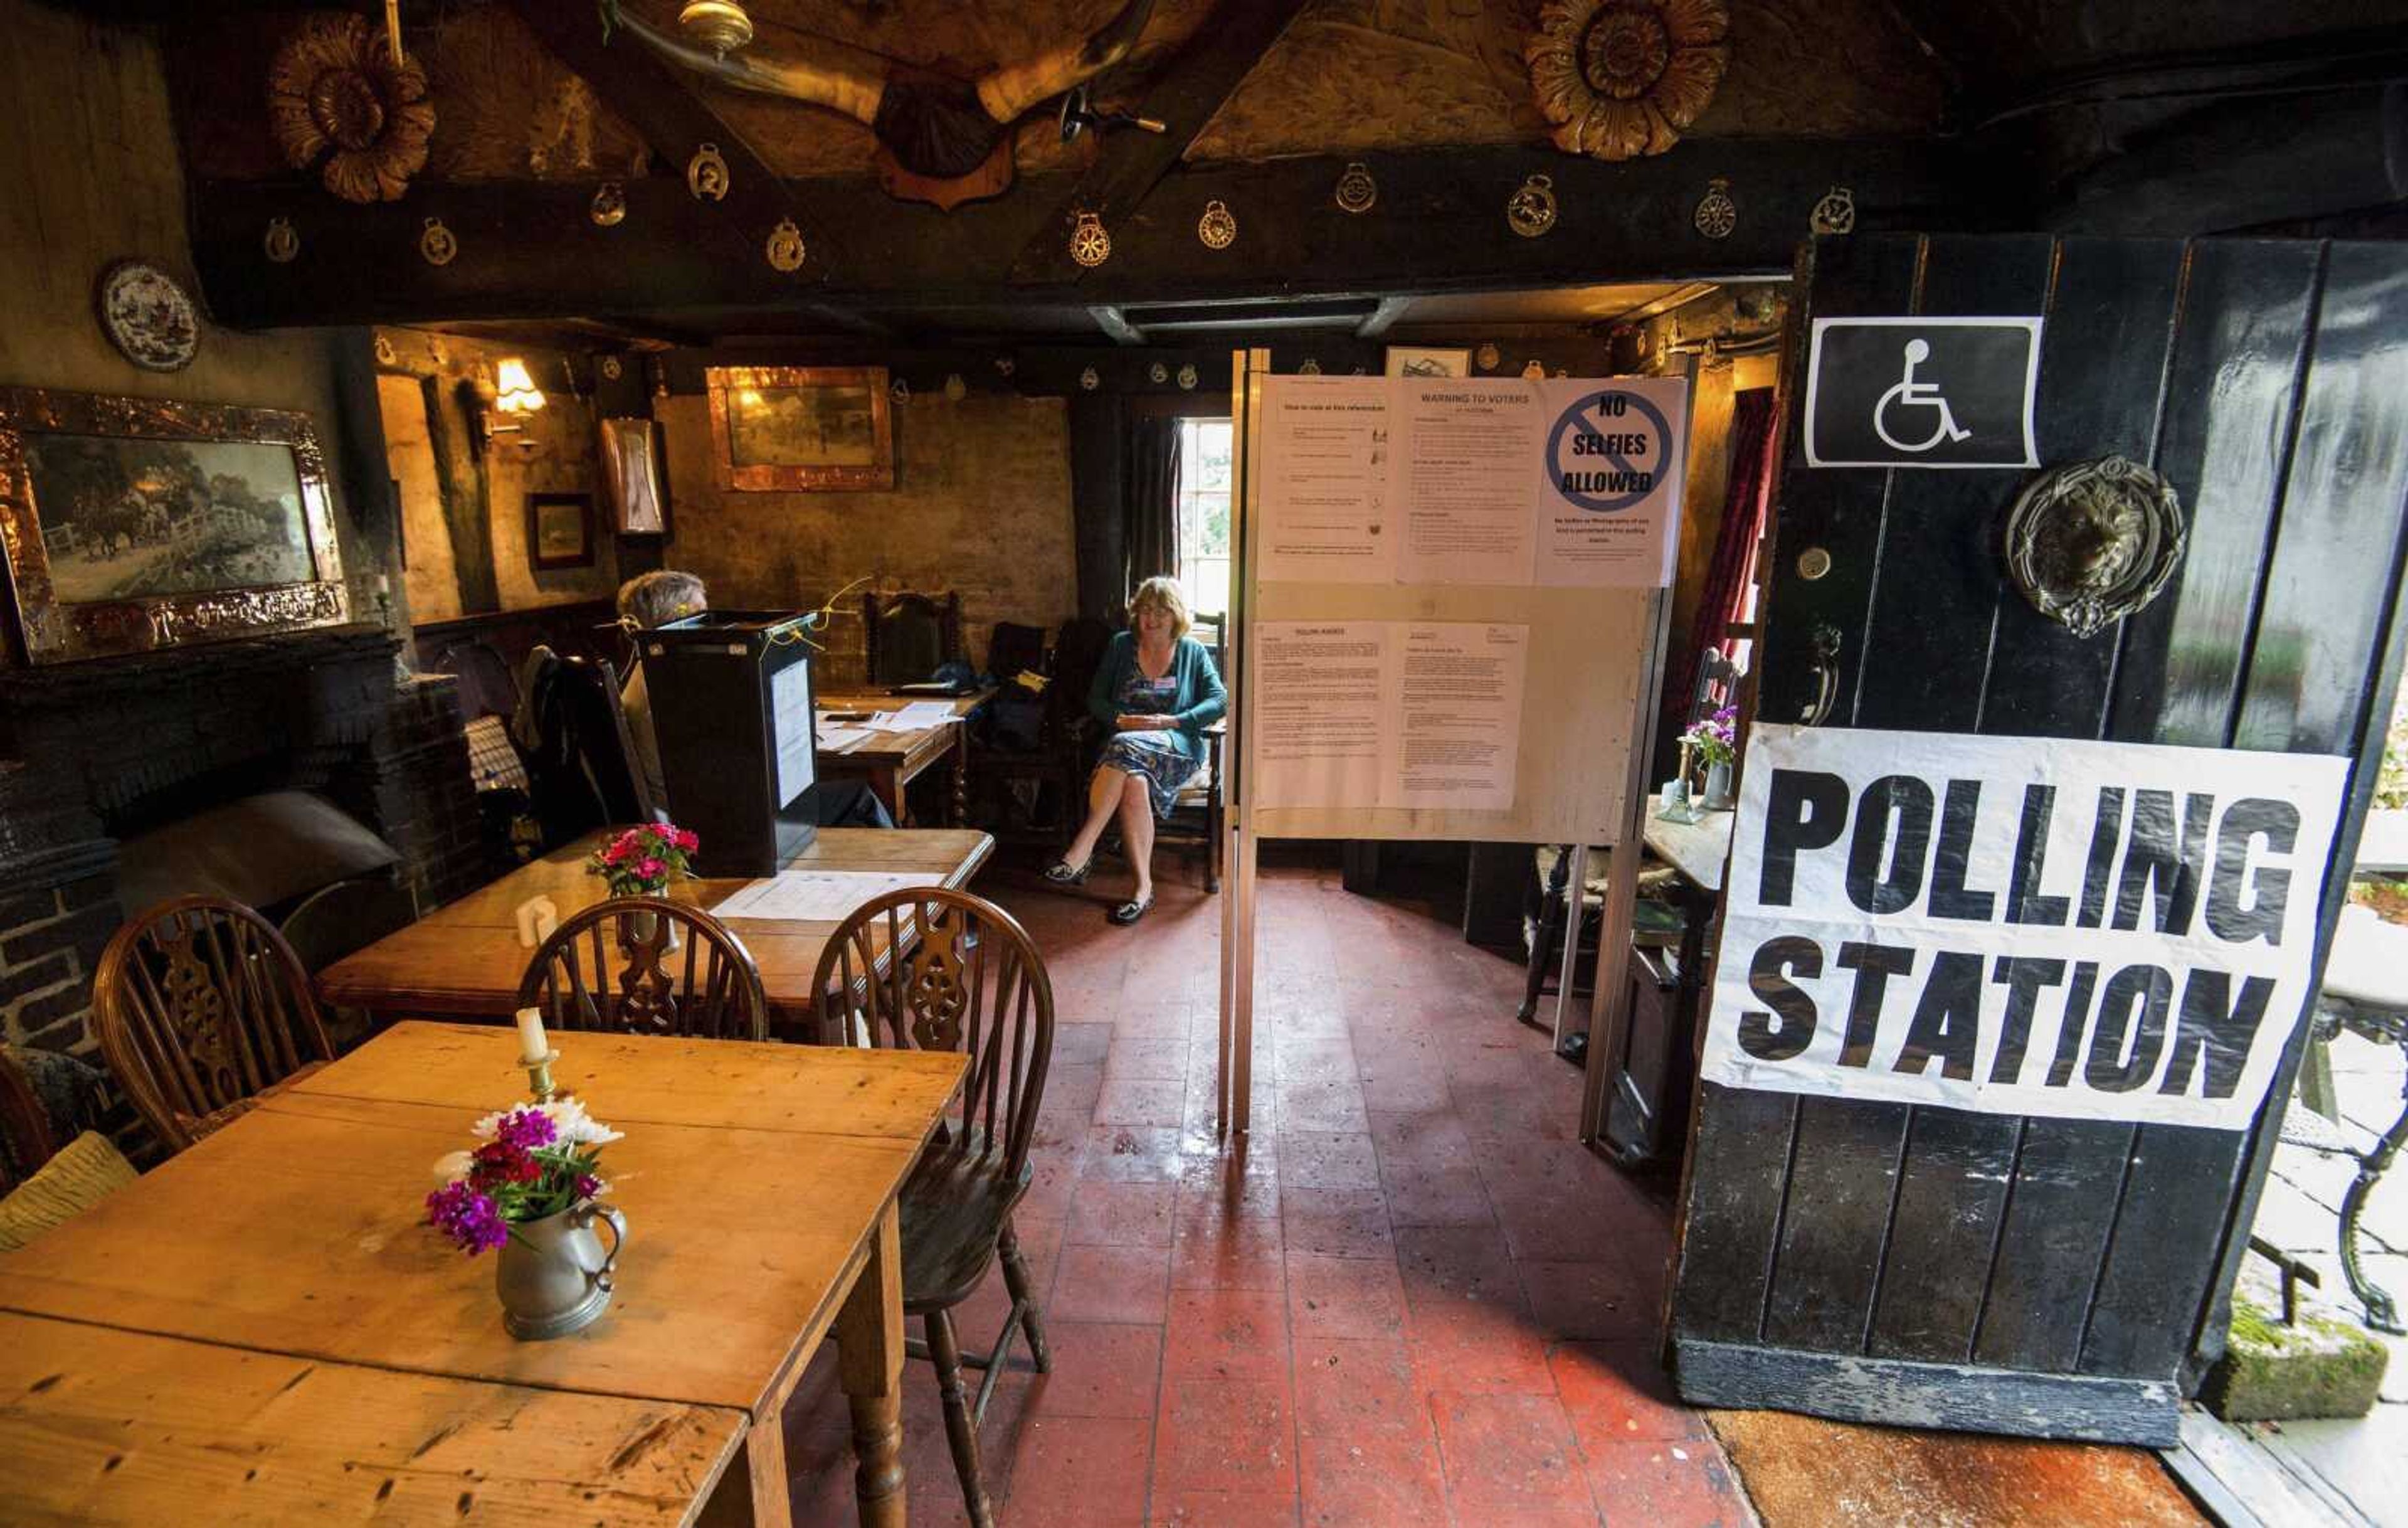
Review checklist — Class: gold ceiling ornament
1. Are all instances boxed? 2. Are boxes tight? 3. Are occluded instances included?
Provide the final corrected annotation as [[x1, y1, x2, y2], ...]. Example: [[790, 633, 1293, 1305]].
[[677, 0, 754, 57], [1692, 176, 1736, 238], [765, 218, 807, 273], [267, 13, 436, 203], [1526, 0, 1729, 162], [1506, 174, 1558, 238], [687, 142, 731, 201], [1197, 200, 1237, 250], [263, 217, 300, 264], [1069, 211, 1112, 268], [1333, 162, 1378, 215], [418, 216, 457, 267], [590, 181, 628, 227]]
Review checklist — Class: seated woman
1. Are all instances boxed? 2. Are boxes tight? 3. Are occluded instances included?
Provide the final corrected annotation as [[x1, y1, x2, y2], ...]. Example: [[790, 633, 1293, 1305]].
[[1046, 576, 1226, 925]]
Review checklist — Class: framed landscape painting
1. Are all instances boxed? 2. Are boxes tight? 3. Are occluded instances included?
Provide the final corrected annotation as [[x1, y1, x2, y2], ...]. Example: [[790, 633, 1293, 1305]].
[[527, 492, 595, 570], [0, 387, 348, 664], [705, 365, 894, 491]]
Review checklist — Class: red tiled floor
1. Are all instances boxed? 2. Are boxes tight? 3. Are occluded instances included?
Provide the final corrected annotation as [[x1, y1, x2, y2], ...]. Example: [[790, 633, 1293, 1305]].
[[836, 861, 1740, 1528]]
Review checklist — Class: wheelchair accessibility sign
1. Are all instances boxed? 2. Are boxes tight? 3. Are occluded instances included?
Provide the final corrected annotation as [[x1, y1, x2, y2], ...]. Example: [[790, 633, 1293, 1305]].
[[1803, 317, 2042, 469]]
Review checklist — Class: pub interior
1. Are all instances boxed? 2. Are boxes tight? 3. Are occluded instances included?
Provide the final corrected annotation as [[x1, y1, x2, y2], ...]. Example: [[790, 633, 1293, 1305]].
[[4, 2, 2408, 1525]]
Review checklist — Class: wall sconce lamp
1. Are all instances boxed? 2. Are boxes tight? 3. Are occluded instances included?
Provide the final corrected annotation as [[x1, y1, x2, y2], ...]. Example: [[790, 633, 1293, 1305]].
[[467, 357, 547, 455]]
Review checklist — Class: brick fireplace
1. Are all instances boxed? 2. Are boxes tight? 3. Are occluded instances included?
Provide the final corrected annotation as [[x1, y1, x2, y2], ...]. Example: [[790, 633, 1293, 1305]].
[[0, 625, 485, 1069]]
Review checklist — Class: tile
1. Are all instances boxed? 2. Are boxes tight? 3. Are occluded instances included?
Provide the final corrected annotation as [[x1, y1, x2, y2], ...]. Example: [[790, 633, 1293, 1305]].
[[1055, 1021, 1113, 1066], [1097, 1076, 1190, 1128], [1279, 1079, 1373, 1134], [1108, 1036, 1194, 1081], [1166, 1285, 1291, 1381], [1080, 1125, 1191, 1182], [1577, 1438, 1751, 1528], [1518, 1259, 1659, 1342], [1051, 1242, 1173, 1325], [1068, 1178, 1178, 1249], [1172, 1186, 1287, 1292], [1019, 1150, 1084, 1222], [1280, 1187, 1395, 1260], [1151, 1490, 1302, 1527], [1153, 1374, 1299, 1495], [1430, 1391, 1597, 1518], [998, 1414, 1153, 1528], [1380, 1160, 1496, 1228], [1549, 1341, 1709, 1445], [1276, 1037, 1361, 1085], [1292, 1334, 1450, 1528], [1297, 1473, 1450, 1528], [1281, 1132, 1383, 1191], [1116, 999, 1197, 1037], [1022, 1320, 1163, 1421], [1287, 1253, 1408, 1342], [1176, 1148, 1283, 1216]]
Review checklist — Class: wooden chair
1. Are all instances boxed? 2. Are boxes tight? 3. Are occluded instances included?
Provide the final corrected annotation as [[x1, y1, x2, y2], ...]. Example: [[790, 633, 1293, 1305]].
[[518, 896, 768, 1041], [93, 896, 337, 1153], [968, 616, 1112, 854], [0, 1046, 54, 1196], [810, 887, 1054, 1528], [862, 589, 964, 689], [1159, 611, 1227, 892]]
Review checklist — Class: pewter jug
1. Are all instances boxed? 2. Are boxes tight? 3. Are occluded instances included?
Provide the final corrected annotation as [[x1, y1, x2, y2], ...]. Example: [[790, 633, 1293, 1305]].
[[497, 1202, 626, 1340]]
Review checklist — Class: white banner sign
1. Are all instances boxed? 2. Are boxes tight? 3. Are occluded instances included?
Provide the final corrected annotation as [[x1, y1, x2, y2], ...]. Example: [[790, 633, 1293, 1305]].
[[1699, 724, 2349, 1130]]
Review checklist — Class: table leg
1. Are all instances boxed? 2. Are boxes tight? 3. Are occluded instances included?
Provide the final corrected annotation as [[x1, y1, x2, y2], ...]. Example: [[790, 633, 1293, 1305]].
[[738, 1414, 795, 1528], [871, 767, 906, 828], [949, 729, 968, 827], [835, 1202, 907, 1528]]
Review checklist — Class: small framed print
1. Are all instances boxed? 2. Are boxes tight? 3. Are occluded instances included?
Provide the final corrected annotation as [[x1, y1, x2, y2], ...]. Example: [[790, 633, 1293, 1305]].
[[526, 492, 595, 570], [705, 365, 895, 491], [1385, 346, 1472, 379]]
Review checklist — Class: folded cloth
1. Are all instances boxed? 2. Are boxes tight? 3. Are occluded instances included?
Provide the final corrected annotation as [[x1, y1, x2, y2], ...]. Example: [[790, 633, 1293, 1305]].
[[0, 1131, 137, 1253]]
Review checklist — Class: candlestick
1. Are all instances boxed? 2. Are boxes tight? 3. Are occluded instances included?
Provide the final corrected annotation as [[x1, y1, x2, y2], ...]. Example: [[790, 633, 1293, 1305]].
[[524, 1048, 561, 1103]]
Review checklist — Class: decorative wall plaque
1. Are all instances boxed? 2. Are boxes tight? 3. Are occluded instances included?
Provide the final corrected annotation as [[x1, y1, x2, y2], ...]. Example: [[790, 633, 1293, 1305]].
[[591, 181, 628, 226], [1525, 0, 1730, 162], [418, 217, 457, 266], [1810, 185, 1856, 235], [1693, 178, 1736, 238], [1506, 174, 1558, 238], [1148, 362, 1169, 384], [1197, 200, 1237, 250], [687, 142, 731, 201], [94, 261, 199, 373], [1334, 162, 1378, 215], [263, 218, 300, 264], [1069, 211, 1112, 268], [1079, 366, 1101, 391], [1297, 358, 1323, 376], [1177, 364, 1198, 390], [765, 218, 807, 272], [1475, 342, 1501, 371], [2003, 455, 2187, 639]]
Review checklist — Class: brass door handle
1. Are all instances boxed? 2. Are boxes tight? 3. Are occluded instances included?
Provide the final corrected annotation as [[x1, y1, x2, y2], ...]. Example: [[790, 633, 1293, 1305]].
[[1801, 623, 1843, 726]]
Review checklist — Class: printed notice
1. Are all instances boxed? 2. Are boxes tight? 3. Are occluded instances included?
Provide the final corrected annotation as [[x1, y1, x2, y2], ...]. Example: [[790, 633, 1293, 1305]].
[[1393, 381, 1541, 586], [1534, 376, 1687, 586], [1388, 623, 1528, 810], [1254, 621, 1388, 807], [1259, 377, 1397, 583]]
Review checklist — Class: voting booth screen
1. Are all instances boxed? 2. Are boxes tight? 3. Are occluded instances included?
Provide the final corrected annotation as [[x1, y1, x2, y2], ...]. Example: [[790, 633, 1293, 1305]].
[[643, 610, 818, 878], [1698, 724, 2349, 1131]]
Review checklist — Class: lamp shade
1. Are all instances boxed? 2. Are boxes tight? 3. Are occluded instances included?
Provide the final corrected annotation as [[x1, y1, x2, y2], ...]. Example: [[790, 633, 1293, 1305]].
[[495, 358, 547, 414]]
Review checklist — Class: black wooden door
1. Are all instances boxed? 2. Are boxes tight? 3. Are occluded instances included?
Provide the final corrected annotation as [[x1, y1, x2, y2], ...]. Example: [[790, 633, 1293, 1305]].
[[1669, 234, 2408, 1445]]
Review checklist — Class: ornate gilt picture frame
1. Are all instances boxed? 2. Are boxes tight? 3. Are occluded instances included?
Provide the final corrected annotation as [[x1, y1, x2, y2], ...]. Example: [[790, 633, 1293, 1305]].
[[0, 387, 349, 665], [705, 365, 895, 491]]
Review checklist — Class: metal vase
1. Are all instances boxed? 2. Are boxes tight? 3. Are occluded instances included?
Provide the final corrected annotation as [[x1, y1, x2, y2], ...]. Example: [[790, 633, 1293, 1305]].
[[497, 1202, 627, 1340], [1704, 761, 1736, 810]]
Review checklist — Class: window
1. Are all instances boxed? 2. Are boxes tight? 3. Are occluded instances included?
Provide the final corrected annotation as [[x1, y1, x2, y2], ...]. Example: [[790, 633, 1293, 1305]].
[[1175, 416, 1233, 619]]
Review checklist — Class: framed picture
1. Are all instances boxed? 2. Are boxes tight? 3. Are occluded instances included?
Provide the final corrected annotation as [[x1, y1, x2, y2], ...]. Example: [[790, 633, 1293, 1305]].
[[0, 386, 348, 665], [705, 365, 894, 491], [1385, 346, 1473, 379], [526, 492, 595, 570], [596, 416, 670, 536]]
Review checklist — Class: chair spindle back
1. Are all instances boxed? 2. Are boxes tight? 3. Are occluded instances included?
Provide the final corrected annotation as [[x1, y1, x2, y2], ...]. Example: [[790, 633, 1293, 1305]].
[[518, 896, 769, 1041]]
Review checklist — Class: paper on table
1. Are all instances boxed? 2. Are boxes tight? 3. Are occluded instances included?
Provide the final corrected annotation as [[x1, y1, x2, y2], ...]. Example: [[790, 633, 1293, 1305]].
[[815, 725, 872, 753], [710, 870, 946, 923], [857, 701, 958, 733]]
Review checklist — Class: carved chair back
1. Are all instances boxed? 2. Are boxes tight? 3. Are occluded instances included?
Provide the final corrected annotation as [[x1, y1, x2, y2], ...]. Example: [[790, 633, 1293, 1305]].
[[811, 888, 1054, 1184], [863, 589, 965, 688], [0, 1045, 56, 1195], [518, 896, 768, 1041], [93, 895, 337, 1152]]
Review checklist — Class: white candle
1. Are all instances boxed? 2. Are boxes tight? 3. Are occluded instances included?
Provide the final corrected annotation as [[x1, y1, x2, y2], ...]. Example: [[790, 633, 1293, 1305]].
[[515, 1007, 549, 1064]]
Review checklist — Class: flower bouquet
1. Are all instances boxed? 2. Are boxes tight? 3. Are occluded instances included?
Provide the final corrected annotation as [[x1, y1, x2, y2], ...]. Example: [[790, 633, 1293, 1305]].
[[426, 1098, 630, 1340], [1680, 704, 1740, 809], [584, 821, 699, 896]]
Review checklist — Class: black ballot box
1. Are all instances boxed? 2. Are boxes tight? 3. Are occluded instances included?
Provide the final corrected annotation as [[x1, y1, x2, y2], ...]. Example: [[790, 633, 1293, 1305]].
[[638, 609, 817, 878]]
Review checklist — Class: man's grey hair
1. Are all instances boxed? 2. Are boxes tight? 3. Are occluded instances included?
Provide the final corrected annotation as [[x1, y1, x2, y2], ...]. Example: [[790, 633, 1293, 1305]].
[[617, 570, 707, 630]]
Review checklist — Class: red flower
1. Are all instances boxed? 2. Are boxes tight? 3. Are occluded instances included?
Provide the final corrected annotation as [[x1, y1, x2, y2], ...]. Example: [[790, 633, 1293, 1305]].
[[470, 1141, 540, 1186], [636, 857, 665, 881], [672, 827, 699, 852], [601, 837, 630, 866]]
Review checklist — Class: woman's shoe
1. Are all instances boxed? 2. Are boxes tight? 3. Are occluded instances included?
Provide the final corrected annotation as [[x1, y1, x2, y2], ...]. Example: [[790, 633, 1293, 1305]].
[[1109, 894, 1155, 926], [1043, 858, 1092, 886]]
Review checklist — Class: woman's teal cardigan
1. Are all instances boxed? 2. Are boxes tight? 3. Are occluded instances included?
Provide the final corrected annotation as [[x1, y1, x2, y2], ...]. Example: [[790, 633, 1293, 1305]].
[[1087, 632, 1227, 768]]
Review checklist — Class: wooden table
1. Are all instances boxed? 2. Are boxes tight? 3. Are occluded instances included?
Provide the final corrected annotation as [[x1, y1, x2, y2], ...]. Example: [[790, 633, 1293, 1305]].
[[815, 689, 993, 827], [0, 1021, 968, 1527], [1642, 805, 1734, 894], [318, 826, 992, 1035]]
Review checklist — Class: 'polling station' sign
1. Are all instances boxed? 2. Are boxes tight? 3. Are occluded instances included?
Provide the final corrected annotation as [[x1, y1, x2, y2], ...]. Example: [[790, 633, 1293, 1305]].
[[1699, 724, 2348, 1130], [1803, 317, 2042, 469]]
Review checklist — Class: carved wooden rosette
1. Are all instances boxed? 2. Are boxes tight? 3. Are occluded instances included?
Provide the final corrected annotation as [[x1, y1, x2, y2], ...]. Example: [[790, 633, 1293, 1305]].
[[1525, 0, 1729, 162], [0, 388, 352, 666], [267, 14, 436, 204]]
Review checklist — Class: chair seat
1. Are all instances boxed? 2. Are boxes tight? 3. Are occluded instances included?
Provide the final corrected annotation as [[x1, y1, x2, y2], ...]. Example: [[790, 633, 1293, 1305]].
[[1173, 762, 1213, 804], [175, 1059, 330, 1145], [899, 1143, 1031, 1313]]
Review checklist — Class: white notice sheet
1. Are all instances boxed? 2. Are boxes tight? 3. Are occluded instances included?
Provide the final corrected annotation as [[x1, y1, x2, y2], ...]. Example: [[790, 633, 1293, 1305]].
[[1393, 381, 1541, 586], [711, 870, 945, 923], [1253, 621, 1387, 808], [771, 661, 815, 806], [1258, 377, 1397, 583], [1386, 623, 1528, 810]]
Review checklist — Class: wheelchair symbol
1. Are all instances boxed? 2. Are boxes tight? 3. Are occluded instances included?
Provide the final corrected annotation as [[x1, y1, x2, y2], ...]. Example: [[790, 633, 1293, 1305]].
[[1873, 338, 1972, 454]]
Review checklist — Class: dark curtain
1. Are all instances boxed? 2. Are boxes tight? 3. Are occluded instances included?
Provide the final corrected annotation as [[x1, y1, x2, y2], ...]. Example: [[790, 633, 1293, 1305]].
[[1662, 388, 1778, 730], [1123, 413, 1182, 602], [1067, 394, 1125, 622]]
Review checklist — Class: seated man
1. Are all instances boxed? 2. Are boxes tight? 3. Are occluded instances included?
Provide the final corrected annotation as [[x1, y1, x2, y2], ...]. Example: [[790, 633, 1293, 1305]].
[[615, 570, 894, 829]]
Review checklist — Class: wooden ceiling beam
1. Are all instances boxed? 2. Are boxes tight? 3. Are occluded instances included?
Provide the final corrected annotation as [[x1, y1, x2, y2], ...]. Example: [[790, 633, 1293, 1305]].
[[1006, 0, 1309, 284], [1089, 305, 1149, 345], [1354, 295, 1413, 338]]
